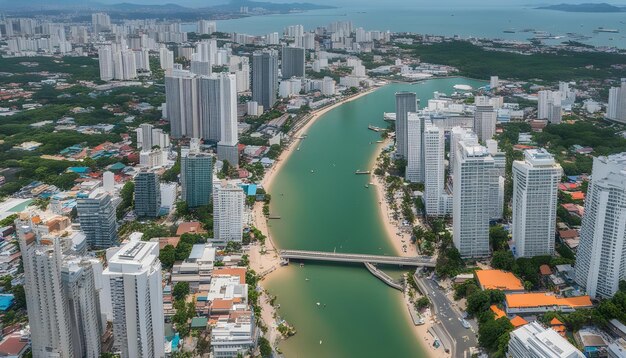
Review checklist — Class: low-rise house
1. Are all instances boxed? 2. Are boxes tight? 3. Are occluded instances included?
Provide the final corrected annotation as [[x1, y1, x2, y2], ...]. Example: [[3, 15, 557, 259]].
[[475, 269, 525, 292], [505, 293, 592, 315]]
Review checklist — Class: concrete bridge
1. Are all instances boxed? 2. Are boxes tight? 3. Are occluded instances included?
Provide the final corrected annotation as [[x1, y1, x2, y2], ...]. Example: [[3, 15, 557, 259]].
[[279, 250, 436, 267], [364, 262, 404, 290]]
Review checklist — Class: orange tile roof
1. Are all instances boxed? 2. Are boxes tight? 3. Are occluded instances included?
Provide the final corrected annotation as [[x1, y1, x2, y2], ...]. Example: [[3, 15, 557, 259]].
[[506, 293, 592, 309], [491, 305, 506, 319], [158, 237, 181, 249], [213, 267, 246, 284], [476, 270, 525, 291], [211, 299, 233, 310], [550, 317, 564, 325], [569, 191, 585, 200], [510, 315, 528, 328]]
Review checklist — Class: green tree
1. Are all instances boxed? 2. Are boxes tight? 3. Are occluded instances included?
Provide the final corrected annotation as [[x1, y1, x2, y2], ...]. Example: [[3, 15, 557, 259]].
[[415, 296, 430, 310], [258, 337, 272, 357], [491, 251, 515, 271], [489, 225, 509, 252], [173, 282, 190, 301], [11, 285, 26, 310], [159, 245, 176, 269], [117, 181, 134, 219]]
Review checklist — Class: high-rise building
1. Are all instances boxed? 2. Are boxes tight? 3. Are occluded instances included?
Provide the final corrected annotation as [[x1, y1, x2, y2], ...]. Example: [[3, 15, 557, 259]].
[[281, 46, 305, 79], [135, 171, 161, 218], [405, 112, 423, 183], [98, 46, 114, 81], [395, 92, 418, 159], [139, 123, 154, 150], [17, 224, 102, 358], [213, 182, 245, 242], [103, 239, 164, 358], [449, 127, 475, 178], [91, 13, 111, 33], [607, 79, 626, 123], [181, 152, 213, 208], [508, 321, 584, 358], [474, 105, 496, 142], [77, 190, 118, 249], [575, 153, 626, 298], [490, 76, 499, 90], [538, 90, 562, 123], [423, 121, 446, 216], [197, 20, 217, 35], [165, 66, 200, 138], [452, 136, 496, 258], [159, 46, 174, 71], [512, 149, 562, 258], [252, 51, 279, 110]]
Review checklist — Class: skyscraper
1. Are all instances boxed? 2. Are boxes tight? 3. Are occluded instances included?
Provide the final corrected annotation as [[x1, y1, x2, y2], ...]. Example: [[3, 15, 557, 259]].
[[181, 151, 213, 208], [538, 90, 562, 123], [197, 20, 216, 35], [395, 92, 418, 159], [159, 46, 174, 71], [165, 66, 200, 138], [135, 171, 161, 218], [91, 13, 111, 33], [77, 190, 118, 249], [423, 121, 446, 216], [213, 182, 245, 242], [252, 51, 279, 110], [405, 112, 423, 183], [103, 239, 164, 358], [474, 105, 497, 142], [607, 79, 626, 123], [281, 46, 305, 79], [452, 136, 496, 258], [575, 153, 626, 298], [98, 46, 114, 81], [449, 127, 475, 178], [512, 149, 562, 258], [17, 224, 102, 358], [139, 123, 154, 150]]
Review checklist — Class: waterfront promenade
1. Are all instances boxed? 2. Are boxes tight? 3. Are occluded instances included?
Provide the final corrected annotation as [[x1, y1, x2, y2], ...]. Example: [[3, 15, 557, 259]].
[[279, 249, 436, 267]]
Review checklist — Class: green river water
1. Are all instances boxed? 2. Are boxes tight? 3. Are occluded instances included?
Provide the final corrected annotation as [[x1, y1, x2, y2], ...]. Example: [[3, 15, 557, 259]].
[[265, 78, 485, 358]]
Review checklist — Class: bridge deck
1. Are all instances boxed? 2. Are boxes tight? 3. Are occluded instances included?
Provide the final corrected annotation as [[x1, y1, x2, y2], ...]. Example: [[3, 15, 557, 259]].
[[279, 249, 435, 267]]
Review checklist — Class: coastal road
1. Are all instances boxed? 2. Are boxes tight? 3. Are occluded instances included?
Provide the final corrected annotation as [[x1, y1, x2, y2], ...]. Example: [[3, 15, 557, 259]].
[[415, 274, 478, 358]]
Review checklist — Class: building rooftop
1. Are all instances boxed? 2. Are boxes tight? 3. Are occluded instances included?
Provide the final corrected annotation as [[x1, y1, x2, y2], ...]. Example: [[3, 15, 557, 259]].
[[476, 269, 525, 291], [176, 222, 206, 236], [506, 293, 592, 309], [510, 315, 528, 328]]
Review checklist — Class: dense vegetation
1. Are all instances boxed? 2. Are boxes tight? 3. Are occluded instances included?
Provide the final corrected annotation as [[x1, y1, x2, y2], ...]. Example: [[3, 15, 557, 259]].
[[401, 41, 626, 81]]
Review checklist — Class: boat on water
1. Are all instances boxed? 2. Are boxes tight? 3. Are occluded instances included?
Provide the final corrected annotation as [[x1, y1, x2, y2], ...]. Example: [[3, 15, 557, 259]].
[[594, 27, 619, 33], [355, 170, 371, 175], [297, 147, 300, 151], [503, 29, 515, 33], [365, 184, 369, 188], [310, 170, 314, 173], [368, 124, 383, 132]]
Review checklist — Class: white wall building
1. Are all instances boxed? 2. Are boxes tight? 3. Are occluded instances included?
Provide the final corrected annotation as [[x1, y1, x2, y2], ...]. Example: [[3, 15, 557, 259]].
[[452, 136, 495, 258], [607, 79, 626, 123], [508, 321, 584, 358], [423, 120, 446, 216], [405, 112, 423, 183], [103, 239, 165, 358], [213, 182, 245, 242], [512, 149, 562, 257], [473, 104, 496, 142], [575, 153, 626, 299]]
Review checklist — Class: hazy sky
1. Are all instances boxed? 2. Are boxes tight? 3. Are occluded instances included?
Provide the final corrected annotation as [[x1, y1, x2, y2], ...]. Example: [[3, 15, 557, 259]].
[[82, 0, 626, 6]]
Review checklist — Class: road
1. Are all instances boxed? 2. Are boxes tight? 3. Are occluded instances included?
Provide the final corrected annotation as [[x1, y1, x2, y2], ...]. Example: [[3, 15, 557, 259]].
[[415, 274, 478, 358]]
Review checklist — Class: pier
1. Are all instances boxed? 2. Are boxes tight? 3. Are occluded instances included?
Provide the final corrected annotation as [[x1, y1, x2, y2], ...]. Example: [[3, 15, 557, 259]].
[[364, 262, 404, 290], [279, 250, 435, 267]]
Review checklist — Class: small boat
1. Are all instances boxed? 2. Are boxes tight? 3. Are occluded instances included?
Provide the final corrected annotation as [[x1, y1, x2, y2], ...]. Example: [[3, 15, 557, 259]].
[[320, 340, 323, 345], [310, 170, 314, 173], [355, 170, 371, 175], [305, 278, 310, 281], [297, 147, 300, 151], [300, 263, 304, 267], [365, 184, 369, 188], [316, 302, 321, 306]]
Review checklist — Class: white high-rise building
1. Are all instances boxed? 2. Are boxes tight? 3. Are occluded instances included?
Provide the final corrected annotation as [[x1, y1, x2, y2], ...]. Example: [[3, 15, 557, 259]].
[[17, 224, 102, 358], [538, 90, 562, 123], [139, 123, 154, 150], [159, 46, 174, 71], [508, 321, 584, 358], [512, 149, 562, 258], [165, 66, 200, 138], [98, 45, 114, 81], [92, 13, 111, 33], [575, 153, 626, 299], [449, 127, 475, 178], [197, 20, 217, 35], [423, 121, 446, 216], [607, 79, 626, 123], [405, 112, 423, 183], [213, 182, 245, 242], [490, 76, 499, 89], [474, 105, 496, 142], [214, 73, 239, 166], [103, 171, 115, 193], [103, 238, 164, 358], [452, 136, 495, 258]]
